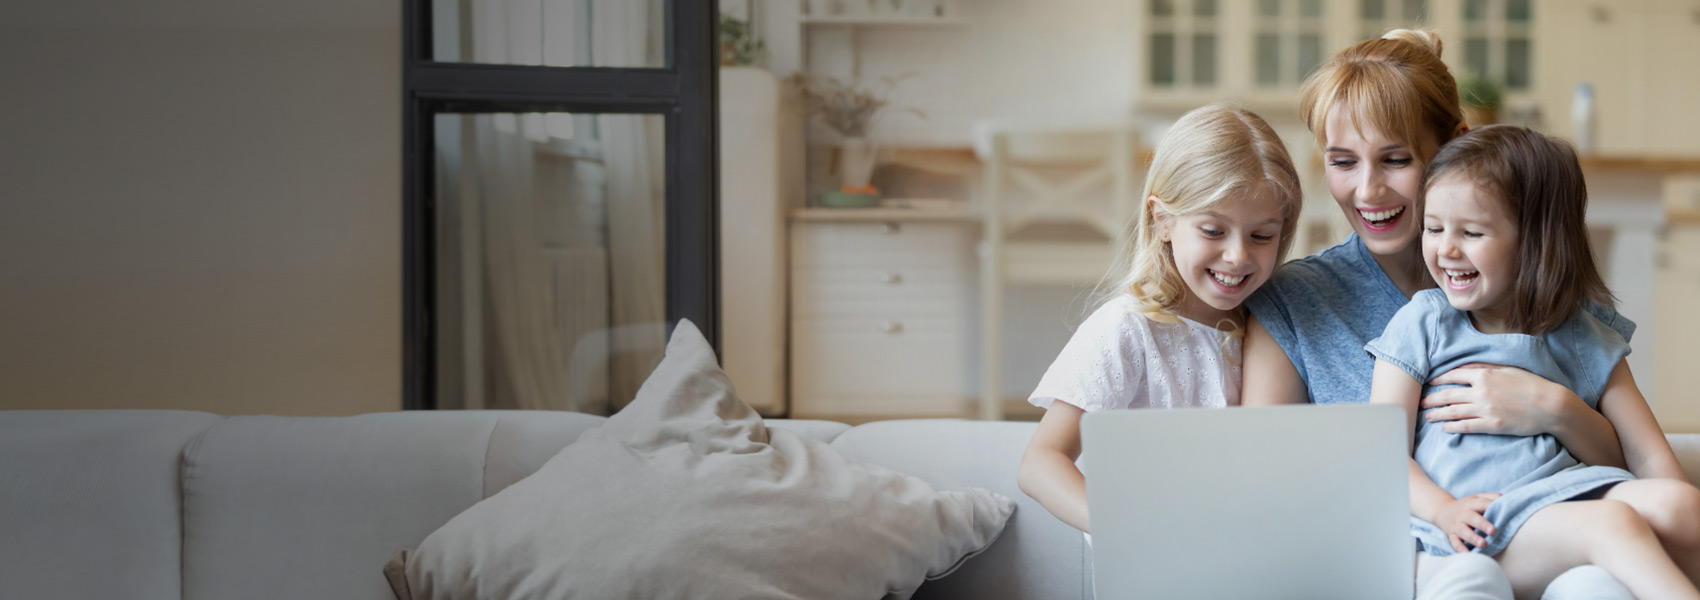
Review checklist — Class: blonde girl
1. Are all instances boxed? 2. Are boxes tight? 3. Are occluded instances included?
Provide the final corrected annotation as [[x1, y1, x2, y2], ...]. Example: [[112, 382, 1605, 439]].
[[1017, 103, 1301, 533]]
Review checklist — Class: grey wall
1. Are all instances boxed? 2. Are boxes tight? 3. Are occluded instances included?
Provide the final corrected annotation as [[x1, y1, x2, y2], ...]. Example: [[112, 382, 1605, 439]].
[[0, 1, 401, 415]]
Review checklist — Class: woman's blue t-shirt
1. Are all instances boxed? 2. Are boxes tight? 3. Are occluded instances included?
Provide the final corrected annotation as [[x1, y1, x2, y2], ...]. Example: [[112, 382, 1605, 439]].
[[1244, 233, 1414, 405], [1245, 233, 1634, 406]]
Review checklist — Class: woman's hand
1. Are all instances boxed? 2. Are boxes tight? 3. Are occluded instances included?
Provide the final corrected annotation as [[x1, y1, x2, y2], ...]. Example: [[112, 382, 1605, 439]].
[[1423, 363, 1626, 468], [1433, 493, 1501, 553], [1421, 363, 1567, 436]]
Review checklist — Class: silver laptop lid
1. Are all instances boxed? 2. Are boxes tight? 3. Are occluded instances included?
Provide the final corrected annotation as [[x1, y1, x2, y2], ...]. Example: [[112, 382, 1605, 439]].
[[1081, 403, 1413, 600]]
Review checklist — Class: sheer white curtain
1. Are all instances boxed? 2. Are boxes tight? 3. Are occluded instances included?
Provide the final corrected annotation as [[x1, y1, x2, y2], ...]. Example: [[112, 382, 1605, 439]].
[[453, 0, 585, 412], [468, 113, 581, 411], [594, 0, 667, 412], [442, 0, 664, 413]]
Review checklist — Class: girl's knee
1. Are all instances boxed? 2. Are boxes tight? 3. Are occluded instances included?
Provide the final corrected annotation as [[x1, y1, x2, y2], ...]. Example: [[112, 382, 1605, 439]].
[[1585, 500, 1654, 537], [1636, 480, 1700, 548]]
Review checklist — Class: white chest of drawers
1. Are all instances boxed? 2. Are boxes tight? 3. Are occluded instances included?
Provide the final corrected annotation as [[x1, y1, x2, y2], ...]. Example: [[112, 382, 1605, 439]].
[[788, 215, 977, 419]]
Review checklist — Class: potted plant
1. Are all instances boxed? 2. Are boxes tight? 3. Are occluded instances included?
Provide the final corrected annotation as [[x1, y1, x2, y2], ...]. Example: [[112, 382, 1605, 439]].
[[791, 74, 923, 207], [1458, 70, 1502, 127], [719, 13, 766, 67]]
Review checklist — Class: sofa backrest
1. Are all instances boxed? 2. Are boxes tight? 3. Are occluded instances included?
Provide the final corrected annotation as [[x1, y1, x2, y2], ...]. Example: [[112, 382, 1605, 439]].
[[0, 410, 224, 600], [175, 410, 848, 600]]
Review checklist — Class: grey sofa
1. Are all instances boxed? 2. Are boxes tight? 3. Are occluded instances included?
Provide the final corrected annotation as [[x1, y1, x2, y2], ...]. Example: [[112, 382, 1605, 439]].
[[8, 409, 1700, 600], [0, 410, 1087, 600]]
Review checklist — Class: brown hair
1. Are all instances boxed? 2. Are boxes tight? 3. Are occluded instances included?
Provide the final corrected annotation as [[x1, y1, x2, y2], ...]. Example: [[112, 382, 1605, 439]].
[[1422, 125, 1615, 334], [1299, 29, 1465, 153]]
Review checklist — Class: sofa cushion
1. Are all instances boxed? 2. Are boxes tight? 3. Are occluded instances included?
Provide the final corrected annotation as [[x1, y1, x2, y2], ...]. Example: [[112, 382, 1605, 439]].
[[831, 419, 1092, 600], [388, 320, 1014, 600], [180, 411, 504, 600], [0, 410, 224, 600]]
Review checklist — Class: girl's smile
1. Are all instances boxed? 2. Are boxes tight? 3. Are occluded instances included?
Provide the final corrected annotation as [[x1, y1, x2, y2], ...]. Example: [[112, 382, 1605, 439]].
[[1422, 177, 1520, 331], [1162, 188, 1287, 325]]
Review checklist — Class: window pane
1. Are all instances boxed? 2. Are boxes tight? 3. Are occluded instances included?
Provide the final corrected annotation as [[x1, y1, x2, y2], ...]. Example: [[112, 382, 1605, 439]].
[[1506, 0, 1531, 22], [1151, 33, 1177, 85], [1195, 0, 1218, 17], [1153, 0, 1175, 17], [1403, 0, 1428, 22], [1193, 34, 1218, 85], [1465, 37, 1490, 77], [1301, 0, 1323, 17], [433, 112, 667, 414], [1259, 0, 1282, 18], [1463, 0, 1488, 22], [1505, 38, 1530, 88], [431, 0, 666, 67], [1298, 34, 1323, 81], [1360, 0, 1385, 20], [1256, 33, 1281, 85]]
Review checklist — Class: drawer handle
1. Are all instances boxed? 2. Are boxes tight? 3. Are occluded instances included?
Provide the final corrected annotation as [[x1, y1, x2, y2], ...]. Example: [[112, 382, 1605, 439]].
[[878, 222, 901, 235], [879, 272, 903, 284], [880, 321, 904, 334]]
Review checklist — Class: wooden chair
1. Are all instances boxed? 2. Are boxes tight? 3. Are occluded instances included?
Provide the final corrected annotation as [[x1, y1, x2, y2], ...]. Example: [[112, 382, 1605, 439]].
[[974, 123, 1142, 420]]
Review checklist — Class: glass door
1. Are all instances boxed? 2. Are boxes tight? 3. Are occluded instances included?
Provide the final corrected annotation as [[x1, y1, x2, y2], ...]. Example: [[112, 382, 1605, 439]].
[[403, 0, 718, 412]]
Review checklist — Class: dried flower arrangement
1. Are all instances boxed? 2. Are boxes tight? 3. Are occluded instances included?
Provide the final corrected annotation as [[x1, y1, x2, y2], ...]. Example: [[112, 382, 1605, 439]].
[[789, 73, 924, 139]]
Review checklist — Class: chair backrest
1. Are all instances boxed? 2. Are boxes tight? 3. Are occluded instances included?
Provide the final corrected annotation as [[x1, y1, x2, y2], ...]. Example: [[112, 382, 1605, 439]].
[[973, 122, 1143, 240]]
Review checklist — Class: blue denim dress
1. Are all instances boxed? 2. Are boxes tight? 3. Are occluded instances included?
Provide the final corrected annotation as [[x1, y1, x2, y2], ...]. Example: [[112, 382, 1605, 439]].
[[1365, 289, 1637, 557]]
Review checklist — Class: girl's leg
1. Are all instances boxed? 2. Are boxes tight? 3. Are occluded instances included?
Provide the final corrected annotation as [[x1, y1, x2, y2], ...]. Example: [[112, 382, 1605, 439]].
[[1496, 499, 1699, 600], [1605, 478, 1700, 583]]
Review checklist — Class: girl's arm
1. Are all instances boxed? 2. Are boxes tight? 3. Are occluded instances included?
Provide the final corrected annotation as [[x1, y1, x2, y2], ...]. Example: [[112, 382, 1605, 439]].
[[1421, 364, 1627, 469], [1240, 316, 1307, 406], [1597, 359, 1685, 480], [1017, 400, 1091, 532], [1370, 359, 1499, 552]]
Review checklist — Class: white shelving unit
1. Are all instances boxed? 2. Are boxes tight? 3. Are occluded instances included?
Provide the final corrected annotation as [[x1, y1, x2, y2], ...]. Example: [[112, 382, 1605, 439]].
[[797, 1, 965, 78]]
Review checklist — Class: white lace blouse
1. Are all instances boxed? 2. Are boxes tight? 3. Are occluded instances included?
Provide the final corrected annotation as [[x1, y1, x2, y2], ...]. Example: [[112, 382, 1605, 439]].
[[1028, 295, 1241, 412]]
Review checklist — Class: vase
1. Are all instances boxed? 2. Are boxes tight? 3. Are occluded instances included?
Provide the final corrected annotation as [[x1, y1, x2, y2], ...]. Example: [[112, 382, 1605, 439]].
[[1571, 83, 1597, 154], [838, 137, 878, 192]]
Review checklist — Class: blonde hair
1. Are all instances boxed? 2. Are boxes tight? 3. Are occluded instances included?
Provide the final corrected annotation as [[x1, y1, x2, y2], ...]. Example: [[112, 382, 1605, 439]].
[[1095, 103, 1302, 329], [1299, 29, 1464, 153]]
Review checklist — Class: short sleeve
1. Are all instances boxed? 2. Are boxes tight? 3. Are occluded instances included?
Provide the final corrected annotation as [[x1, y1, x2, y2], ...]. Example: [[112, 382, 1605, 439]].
[[1029, 300, 1147, 413], [1569, 303, 1636, 403], [1583, 300, 1636, 343], [1244, 282, 1299, 367], [1363, 292, 1440, 384]]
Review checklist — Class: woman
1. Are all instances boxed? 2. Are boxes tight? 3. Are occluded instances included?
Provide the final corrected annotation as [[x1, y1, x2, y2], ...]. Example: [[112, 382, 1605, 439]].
[[1241, 29, 1658, 599]]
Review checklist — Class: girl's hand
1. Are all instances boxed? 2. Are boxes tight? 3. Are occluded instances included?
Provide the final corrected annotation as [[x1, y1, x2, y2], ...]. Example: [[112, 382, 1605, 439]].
[[1434, 493, 1501, 553], [1421, 363, 1568, 436]]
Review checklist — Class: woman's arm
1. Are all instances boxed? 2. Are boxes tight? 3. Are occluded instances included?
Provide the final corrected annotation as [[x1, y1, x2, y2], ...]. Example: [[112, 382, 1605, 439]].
[[1596, 359, 1685, 480], [1240, 316, 1307, 406], [1370, 359, 1499, 552], [1017, 400, 1091, 533], [1421, 364, 1626, 469]]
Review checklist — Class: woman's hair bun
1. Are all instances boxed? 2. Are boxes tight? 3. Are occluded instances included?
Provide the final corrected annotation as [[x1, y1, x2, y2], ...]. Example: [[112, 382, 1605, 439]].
[[1382, 28, 1443, 58]]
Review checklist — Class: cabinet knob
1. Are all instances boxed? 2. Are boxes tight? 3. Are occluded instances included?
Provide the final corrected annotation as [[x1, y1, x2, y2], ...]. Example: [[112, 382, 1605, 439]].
[[879, 271, 903, 284], [878, 222, 901, 235], [880, 321, 904, 334]]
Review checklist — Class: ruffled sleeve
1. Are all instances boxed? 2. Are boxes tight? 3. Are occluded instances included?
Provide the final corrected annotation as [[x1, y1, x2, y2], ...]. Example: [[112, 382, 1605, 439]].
[[1028, 299, 1149, 413]]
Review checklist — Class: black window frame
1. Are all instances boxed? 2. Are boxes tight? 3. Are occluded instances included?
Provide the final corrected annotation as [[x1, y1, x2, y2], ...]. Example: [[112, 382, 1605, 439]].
[[401, 0, 719, 410]]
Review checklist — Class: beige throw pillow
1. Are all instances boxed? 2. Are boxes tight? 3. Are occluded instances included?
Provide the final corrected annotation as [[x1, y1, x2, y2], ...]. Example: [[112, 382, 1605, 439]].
[[386, 320, 1014, 600]]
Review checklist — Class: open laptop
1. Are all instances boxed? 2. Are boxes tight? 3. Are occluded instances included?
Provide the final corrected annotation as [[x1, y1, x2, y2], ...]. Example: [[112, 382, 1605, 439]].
[[1080, 403, 1413, 600]]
